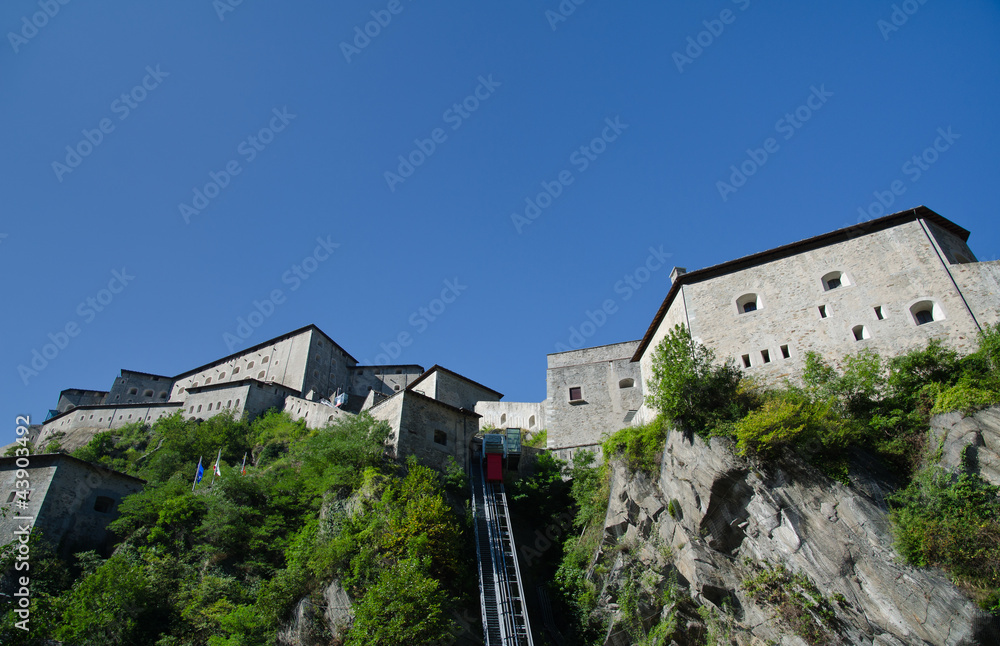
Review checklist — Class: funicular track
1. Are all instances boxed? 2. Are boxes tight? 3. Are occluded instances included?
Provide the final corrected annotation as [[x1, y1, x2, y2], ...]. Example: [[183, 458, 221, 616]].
[[471, 454, 534, 646]]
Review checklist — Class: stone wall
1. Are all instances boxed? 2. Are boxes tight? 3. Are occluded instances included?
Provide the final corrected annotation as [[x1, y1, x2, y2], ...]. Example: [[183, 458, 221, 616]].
[[415, 369, 501, 411], [349, 365, 424, 398], [37, 403, 181, 452], [107, 370, 174, 406], [545, 341, 642, 451], [284, 395, 354, 429], [56, 389, 108, 414], [0, 455, 144, 557], [636, 217, 994, 426], [474, 401, 544, 432], [951, 260, 1000, 329]]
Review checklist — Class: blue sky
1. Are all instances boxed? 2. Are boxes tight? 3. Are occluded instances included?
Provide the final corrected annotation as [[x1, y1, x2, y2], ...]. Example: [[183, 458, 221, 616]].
[[2, 1, 999, 445]]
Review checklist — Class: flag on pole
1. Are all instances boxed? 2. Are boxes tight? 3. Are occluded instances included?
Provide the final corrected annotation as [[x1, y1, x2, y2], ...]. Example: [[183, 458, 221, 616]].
[[213, 449, 223, 477], [240, 452, 247, 475], [192, 457, 204, 491]]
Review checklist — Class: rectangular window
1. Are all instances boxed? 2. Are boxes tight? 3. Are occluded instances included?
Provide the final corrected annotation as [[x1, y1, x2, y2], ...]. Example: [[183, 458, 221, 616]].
[[433, 430, 447, 446], [741, 354, 751, 368], [874, 306, 884, 320], [569, 387, 583, 401], [780, 345, 790, 359], [761, 349, 771, 364], [819, 305, 828, 318]]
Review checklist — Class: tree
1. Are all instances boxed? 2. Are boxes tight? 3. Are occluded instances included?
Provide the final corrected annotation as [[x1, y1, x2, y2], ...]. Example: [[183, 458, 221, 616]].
[[645, 324, 747, 436]]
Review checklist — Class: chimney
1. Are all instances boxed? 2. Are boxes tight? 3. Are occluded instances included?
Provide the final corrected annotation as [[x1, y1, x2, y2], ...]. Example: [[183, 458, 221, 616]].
[[669, 267, 687, 284]]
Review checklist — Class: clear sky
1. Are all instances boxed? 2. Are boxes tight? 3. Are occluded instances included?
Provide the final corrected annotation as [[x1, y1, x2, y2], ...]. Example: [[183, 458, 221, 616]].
[[2, 1, 998, 446]]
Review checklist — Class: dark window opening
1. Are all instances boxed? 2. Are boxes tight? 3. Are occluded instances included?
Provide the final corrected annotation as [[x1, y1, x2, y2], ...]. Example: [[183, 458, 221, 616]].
[[433, 430, 447, 446], [741, 354, 751, 368], [761, 350, 771, 364], [569, 387, 583, 401], [819, 305, 828, 318], [618, 378, 634, 389], [129, 387, 138, 395], [94, 496, 114, 514], [780, 345, 790, 359], [874, 306, 884, 320], [743, 302, 757, 313], [826, 277, 841, 289], [915, 309, 933, 325]]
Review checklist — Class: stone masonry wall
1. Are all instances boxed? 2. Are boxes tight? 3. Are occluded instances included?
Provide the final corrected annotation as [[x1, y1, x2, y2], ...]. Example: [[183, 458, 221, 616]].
[[637, 218, 990, 428], [545, 341, 642, 451]]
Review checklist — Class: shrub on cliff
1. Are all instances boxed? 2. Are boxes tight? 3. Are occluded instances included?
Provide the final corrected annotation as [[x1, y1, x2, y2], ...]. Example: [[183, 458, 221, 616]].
[[645, 324, 751, 437]]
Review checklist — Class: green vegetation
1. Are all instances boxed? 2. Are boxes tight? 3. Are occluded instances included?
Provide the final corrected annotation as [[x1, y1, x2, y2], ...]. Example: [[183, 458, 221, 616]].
[[0, 411, 474, 645], [524, 428, 548, 448], [741, 561, 838, 646], [889, 467, 1000, 612], [601, 416, 669, 476], [645, 325, 750, 436]]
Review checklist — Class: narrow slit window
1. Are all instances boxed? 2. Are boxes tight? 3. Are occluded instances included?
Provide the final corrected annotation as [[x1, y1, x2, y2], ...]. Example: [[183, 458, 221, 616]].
[[761, 349, 771, 364], [741, 354, 751, 368], [874, 306, 884, 320], [819, 305, 828, 319], [780, 345, 790, 359]]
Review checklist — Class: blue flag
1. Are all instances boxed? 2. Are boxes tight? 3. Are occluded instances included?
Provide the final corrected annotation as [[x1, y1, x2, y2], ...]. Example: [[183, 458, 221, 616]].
[[193, 457, 204, 490]]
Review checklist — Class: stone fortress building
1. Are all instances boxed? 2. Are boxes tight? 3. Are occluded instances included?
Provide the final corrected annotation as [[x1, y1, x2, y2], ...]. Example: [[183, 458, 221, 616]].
[[28, 206, 1000, 469]]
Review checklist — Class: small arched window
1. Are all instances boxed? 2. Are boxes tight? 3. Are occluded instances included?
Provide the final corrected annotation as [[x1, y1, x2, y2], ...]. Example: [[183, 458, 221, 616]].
[[910, 300, 943, 325], [852, 325, 870, 341], [219, 372, 226, 380], [192, 382, 199, 388], [233, 367, 240, 375], [328, 415, 335, 422], [247, 361, 255, 370], [262, 356, 270, 364], [234, 399, 241, 408], [618, 378, 635, 389], [736, 293, 759, 314], [205, 378, 211, 385], [258, 371, 266, 379], [500, 413, 507, 425], [129, 387, 138, 395], [529, 415, 536, 429], [822, 271, 849, 291]]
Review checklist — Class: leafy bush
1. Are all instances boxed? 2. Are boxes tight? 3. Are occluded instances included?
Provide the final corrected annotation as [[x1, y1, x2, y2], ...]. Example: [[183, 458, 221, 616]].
[[602, 416, 668, 476], [645, 325, 749, 436], [346, 558, 454, 646], [889, 466, 1000, 608]]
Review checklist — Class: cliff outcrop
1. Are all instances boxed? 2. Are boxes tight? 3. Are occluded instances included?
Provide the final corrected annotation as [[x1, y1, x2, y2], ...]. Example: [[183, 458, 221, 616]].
[[588, 418, 1000, 645]]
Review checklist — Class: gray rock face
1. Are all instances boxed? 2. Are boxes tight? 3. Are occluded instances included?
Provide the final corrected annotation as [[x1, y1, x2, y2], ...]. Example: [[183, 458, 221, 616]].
[[592, 429, 999, 646], [931, 406, 1000, 486], [277, 579, 353, 646]]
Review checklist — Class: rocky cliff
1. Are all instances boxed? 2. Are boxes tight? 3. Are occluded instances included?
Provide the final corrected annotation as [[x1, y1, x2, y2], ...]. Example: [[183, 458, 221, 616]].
[[587, 411, 1000, 645]]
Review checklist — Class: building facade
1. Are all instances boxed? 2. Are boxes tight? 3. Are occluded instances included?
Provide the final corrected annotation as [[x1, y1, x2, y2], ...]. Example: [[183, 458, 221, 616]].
[[631, 207, 1000, 425]]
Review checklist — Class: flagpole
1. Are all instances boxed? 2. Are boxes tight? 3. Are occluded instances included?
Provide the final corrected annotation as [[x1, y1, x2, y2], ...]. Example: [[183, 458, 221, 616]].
[[193, 456, 203, 492], [211, 448, 222, 486]]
